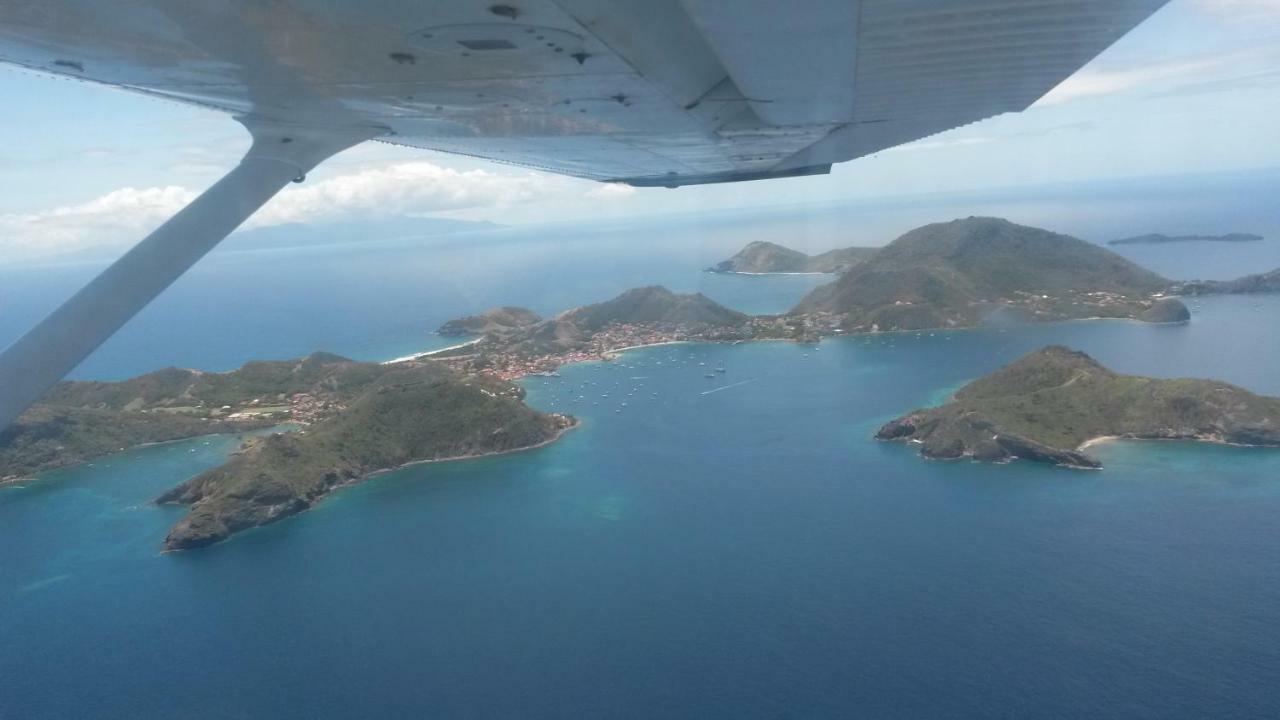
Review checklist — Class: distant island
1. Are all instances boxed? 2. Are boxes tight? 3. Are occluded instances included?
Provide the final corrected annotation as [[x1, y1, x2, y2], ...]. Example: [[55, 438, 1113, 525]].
[[707, 240, 877, 274], [431, 218, 1223, 379], [791, 217, 1190, 332], [1169, 268, 1280, 296], [1108, 233, 1263, 246], [0, 353, 573, 550], [876, 346, 1280, 469]]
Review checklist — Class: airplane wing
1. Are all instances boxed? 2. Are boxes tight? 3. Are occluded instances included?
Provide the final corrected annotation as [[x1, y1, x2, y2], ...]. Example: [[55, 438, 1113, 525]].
[[0, 0, 1172, 431], [0, 0, 1169, 187]]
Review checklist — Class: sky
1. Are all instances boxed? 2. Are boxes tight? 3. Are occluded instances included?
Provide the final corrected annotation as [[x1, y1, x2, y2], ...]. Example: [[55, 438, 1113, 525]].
[[1, 0, 1279, 262]]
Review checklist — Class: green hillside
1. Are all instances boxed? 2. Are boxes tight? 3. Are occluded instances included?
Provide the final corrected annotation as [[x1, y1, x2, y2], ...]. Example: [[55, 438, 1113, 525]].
[[877, 346, 1280, 468], [158, 363, 574, 550], [794, 217, 1180, 331]]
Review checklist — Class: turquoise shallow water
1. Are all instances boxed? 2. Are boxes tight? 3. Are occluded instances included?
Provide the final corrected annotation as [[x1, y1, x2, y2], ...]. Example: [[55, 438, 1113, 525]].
[[3, 293, 1280, 719]]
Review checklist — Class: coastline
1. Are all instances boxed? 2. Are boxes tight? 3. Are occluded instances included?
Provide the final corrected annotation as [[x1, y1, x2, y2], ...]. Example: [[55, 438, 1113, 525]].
[[601, 340, 692, 356], [1077, 433, 1279, 453], [367, 416, 581, 479], [381, 311, 1180, 384], [383, 337, 483, 364], [161, 417, 582, 552], [0, 423, 280, 491], [1078, 435, 1120, 451]]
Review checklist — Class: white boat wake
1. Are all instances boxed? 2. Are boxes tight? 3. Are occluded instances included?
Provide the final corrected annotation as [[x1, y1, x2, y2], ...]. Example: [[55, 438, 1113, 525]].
[[700, 378, 759, 396]]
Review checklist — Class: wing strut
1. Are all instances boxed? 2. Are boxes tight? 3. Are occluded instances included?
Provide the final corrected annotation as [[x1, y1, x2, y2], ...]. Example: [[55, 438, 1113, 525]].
[[0, 120, 380, 432]]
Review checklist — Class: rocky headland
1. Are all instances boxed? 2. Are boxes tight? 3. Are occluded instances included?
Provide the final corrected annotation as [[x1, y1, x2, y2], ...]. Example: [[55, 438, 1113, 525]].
[[876, 346, 1280, 469]]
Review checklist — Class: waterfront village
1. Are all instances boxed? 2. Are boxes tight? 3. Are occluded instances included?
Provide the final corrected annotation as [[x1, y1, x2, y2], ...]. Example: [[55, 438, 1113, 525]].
[[422, 316, 824, 381]]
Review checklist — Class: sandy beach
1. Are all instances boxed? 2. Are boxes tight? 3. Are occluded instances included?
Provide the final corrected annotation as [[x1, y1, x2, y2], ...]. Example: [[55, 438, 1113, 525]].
[[383, 337, 483, 364], [1078, 435, 1121, 450]]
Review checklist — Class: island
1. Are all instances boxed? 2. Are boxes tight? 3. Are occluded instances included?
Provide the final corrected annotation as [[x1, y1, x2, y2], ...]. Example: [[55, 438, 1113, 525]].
[[430, 219, 1207, 381], [707, 240, 877, 274], [876, 346, 1280, 469], [1108, 233, 1263, 246], [791, 217, 1190, 333], [1169, 268, 1280, 296], [9, 216, 1252, 549], [0, 352, 574, 549]]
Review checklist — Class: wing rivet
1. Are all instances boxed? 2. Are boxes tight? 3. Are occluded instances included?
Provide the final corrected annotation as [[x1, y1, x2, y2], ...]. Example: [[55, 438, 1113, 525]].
[[571, 52, 590, 65]]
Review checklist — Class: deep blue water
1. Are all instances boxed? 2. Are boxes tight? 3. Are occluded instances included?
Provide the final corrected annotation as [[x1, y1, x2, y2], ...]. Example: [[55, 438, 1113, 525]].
[[3, 189, 1280, 718], [4, 302, 1280, 719]]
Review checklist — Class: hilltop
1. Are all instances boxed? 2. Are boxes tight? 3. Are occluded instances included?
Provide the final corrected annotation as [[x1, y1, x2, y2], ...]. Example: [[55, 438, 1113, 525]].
[[876, 346, 1280, 468], [158, 362, 574, 550], [1108, 233, 1263, 246], [708, 240, 877, 274], [793, 217, 1182, 331], [437, 306, 541, 336], [561, 286, 748, 331]]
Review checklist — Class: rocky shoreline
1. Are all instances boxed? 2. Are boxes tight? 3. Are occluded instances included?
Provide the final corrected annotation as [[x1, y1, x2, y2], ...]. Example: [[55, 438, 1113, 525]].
[[160, 416, 579, 552], [876, 346, 1280, 469]]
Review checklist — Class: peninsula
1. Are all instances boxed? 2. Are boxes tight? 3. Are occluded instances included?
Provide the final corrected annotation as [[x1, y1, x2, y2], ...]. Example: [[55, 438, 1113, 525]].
[[792, 217, 1189, 332], [707, 240, 877, 274], [158, 361, 574, 550], [0, 353, 574, 549], [432, 286, 784, 379], [876, 346, 1280, 469], [1108, 233, 1263, 246], [0, 352, 366, 483], [1169, 268, 1280, 296]]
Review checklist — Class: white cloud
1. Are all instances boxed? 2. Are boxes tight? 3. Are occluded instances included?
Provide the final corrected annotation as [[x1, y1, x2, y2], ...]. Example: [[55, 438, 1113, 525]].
[[1036, 55, 1226, 106], [1191, 0, 1280, 21], [0, 160, 562, 260], [249, 161, 557, 226], [585, 182, 637, 199], [1036, 0, 1280, 108], [885, 136, 995, 154], [0, 185, 196, 260]]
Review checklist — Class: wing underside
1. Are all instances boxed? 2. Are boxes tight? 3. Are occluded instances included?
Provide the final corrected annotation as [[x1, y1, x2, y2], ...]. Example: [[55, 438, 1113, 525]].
[[0, 0, 1169, 186]]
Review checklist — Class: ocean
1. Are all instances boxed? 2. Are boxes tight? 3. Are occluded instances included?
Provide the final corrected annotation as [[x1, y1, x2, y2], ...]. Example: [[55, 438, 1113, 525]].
[[2, 173, 1280, 718]]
